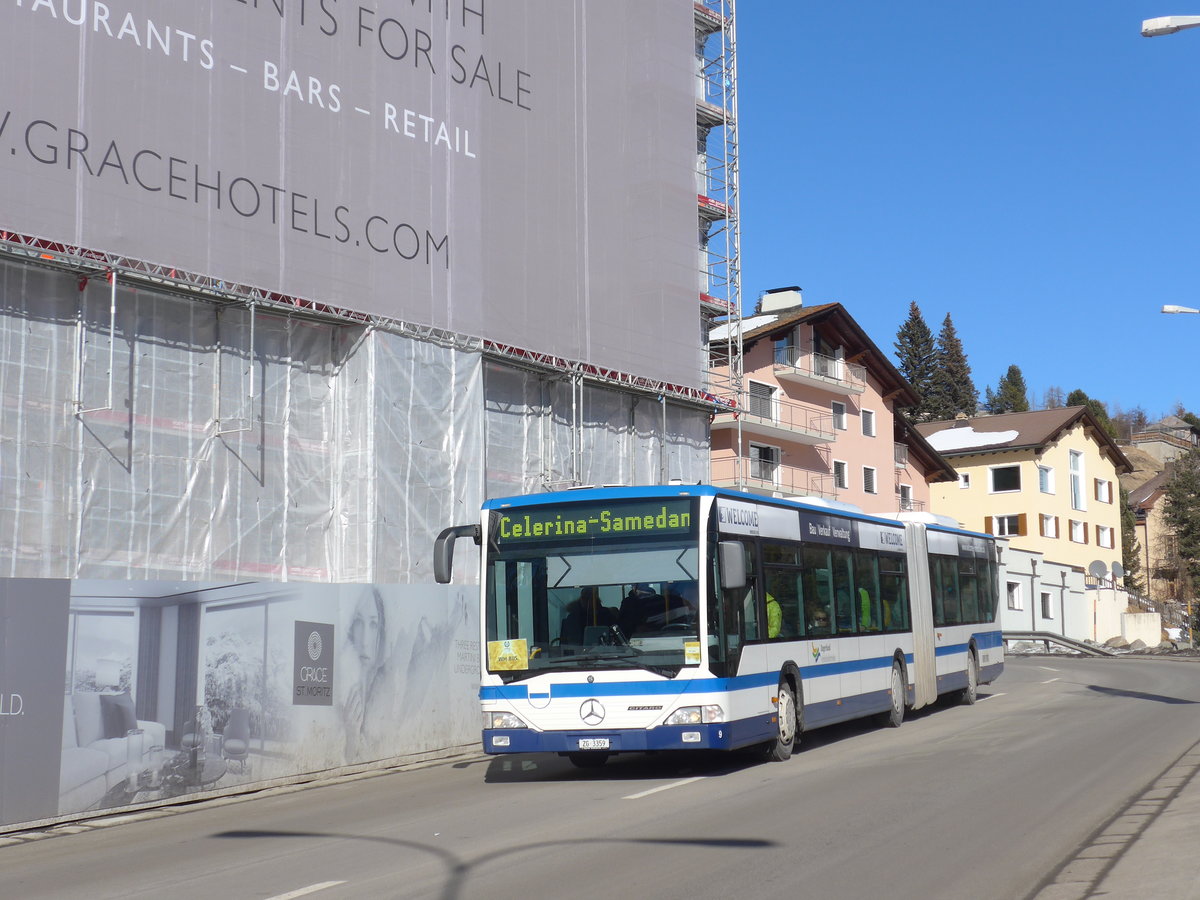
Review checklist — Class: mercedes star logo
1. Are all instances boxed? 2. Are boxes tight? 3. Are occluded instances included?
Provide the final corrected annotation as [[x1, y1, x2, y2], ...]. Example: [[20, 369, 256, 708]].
[[580, 699, 605, 726]]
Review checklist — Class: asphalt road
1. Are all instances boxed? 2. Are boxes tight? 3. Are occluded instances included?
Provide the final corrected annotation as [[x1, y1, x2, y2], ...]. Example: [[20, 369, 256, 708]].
[[5, 655, 1200, 900]]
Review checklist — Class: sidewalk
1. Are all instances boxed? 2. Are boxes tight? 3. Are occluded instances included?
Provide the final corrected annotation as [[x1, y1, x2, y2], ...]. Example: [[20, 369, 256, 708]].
[[1032, 741, 1200, 899]]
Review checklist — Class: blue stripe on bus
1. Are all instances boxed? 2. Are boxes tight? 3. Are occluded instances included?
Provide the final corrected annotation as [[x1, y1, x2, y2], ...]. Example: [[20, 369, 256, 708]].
[[479, 631, 1002, 701]]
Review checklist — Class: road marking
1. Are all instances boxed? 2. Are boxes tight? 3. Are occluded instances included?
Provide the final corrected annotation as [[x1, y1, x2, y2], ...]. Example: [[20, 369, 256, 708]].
[[264, 882, 346, 900], [977, 692, 1005, 702], [624, 777, 704, 800], [1042, 678, 1060, 684], [1037, 666, 1060, 672]]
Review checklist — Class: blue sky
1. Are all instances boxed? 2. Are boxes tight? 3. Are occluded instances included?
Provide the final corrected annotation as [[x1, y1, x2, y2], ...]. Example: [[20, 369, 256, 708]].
[[736, 2, 1200, 420]]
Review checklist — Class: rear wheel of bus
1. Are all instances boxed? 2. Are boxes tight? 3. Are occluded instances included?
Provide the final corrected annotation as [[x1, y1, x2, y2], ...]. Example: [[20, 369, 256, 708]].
[[878, 659, 906, 728]]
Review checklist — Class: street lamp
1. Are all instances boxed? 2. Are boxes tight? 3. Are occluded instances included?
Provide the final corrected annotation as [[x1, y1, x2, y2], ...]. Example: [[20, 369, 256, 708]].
[[1163, 304, 1200, 314], [1142, 15, 1200, 36]]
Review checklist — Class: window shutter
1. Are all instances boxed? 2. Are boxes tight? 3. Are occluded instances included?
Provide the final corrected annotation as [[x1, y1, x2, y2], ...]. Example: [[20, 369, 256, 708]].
[[1054, 516, 1060, 539], [1083, 523, 1089, 544], [984, 517, 996, 535], [1093, 479, 1100, 502], [1017, 513, 1028, 536]]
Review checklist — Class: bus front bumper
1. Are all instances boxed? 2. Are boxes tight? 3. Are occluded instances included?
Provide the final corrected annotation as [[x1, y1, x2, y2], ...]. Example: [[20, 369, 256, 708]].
[[482, 717, 776, 755]]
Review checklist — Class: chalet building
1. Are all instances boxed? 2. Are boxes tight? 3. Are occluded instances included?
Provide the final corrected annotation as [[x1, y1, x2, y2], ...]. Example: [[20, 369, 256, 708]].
[[709, 288, 956, 515], [916, 407, 1133, 574]]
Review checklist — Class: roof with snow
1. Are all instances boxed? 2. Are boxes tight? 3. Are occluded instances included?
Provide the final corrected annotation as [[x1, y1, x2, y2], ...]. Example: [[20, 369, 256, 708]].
[[914, 406, 1132, 473]]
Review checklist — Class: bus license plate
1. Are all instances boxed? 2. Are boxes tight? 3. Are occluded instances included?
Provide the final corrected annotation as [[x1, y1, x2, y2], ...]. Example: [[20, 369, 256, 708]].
[[578, 738, 610, 750]]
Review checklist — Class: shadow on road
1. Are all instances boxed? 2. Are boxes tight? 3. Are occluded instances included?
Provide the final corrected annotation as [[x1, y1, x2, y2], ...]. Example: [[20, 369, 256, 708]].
[[1087, 684, 1200, 705], [211, 829, 776, 900]]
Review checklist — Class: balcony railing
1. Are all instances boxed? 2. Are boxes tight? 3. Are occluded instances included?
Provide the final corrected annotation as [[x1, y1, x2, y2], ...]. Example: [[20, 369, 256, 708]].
[[772, 347, 867, 395], [898, 496, 925, 513], [712, 466, 837, 500], [711, 398, 835, 445]]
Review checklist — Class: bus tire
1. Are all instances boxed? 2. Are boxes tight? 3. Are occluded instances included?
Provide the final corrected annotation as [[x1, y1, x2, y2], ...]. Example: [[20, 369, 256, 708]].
[[567, 752, 610, 768], [959, 649, 979, 706], [764, 681, 798, 762], [879, 659, 905, 728]]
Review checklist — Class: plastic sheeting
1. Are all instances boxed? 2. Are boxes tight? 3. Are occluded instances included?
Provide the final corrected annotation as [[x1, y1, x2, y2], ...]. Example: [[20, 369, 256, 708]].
[[483, 361, 710, 498], [0, 259, 483, 583], [2, 260, 711, 583]]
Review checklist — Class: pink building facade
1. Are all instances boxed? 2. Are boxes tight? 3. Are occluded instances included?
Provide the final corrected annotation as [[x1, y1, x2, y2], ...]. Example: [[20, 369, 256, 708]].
[[710, 289, 955, 515]]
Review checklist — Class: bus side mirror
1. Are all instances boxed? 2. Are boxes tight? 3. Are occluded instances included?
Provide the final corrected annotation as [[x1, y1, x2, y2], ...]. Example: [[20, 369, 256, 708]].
[[434, 524, 481, 584], [718, 541, 746, 591]]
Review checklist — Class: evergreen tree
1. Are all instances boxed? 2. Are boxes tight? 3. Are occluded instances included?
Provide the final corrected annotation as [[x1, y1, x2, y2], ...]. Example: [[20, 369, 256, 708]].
[[926, 313, 977, 420], [893, 301, 936, 421], [1066, 389, 1117, 440], [1119, 486, 1144, 594], [984, 365, 1030, 415], [1163, 450, 1200, 601]]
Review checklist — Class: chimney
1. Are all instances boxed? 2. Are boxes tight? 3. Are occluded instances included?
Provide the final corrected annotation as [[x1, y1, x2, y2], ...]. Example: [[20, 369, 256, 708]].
[[953, 412, 970, 427], [759, 286, 802, 313]]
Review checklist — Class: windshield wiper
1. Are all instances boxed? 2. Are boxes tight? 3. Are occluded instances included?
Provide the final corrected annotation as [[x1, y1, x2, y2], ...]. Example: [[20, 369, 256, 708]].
[[534, 649, 679, 678]]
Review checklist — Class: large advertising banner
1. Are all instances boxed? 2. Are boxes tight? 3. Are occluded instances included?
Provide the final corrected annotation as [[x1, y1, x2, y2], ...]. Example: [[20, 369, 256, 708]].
[[0, 1, 701, 387], [1, 578, 478, 830]]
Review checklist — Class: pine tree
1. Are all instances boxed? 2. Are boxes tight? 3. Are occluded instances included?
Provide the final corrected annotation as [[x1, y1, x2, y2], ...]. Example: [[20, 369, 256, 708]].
[[893, 301, 936, 421], [984, 365, 1030, 415], [1119, 486, 1144, 594], [926, 313, 977, 420], [1163, 450, 1200, 601], [1066, 389, 1117, 440]]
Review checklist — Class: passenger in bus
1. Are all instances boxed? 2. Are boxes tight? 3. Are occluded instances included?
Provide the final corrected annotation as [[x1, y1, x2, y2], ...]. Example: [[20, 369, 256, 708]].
[[766, 591, 781, 639], [805, 599, 831, 634], [561, 587, 619, 645], [858, 587, 879, 631]]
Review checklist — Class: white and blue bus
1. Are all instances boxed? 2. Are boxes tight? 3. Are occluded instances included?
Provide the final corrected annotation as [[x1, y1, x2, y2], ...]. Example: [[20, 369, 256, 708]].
[[435, 484, 1003, 766]]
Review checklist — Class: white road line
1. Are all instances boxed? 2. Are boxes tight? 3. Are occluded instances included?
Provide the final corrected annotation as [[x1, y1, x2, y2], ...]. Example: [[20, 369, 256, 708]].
[[977, 692, 1005, 702], [1041, 678, 1060, 684], [264, 881, 346, 900], [1037, 665, 1060, 672], [623, 777, 704, 800]]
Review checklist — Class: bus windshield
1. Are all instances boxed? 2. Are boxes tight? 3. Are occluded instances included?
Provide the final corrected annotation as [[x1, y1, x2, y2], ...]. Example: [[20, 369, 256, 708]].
[[484, 498, 701, 680]]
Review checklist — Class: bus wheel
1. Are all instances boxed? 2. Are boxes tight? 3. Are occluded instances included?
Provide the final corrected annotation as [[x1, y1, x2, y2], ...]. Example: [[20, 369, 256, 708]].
[[959, 650, 979, 706], [568, 752, 610, 768], [879, 660, 905, 728], [764, 682, 798, 762]]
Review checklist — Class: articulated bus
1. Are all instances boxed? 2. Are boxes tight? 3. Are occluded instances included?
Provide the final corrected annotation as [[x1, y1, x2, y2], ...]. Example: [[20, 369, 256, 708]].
[[435, 484, 1003, 767]]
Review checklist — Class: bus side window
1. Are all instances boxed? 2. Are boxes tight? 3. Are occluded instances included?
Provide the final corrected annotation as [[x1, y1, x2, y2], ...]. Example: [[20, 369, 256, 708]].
[[832, 549, 855, 633], [878, 555, 909, 631], [801, 546, 833, 635], [854, 550, 882, 632], [958, 558, 981, 623]]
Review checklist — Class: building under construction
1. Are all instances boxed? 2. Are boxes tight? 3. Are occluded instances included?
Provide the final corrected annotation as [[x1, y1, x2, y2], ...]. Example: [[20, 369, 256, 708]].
[[0, 2, 741, 829]]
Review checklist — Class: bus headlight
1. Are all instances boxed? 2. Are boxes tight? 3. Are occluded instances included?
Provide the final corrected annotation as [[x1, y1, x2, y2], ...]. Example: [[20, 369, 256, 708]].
[[664, 705, 724, 725], [485, 711, 528, 729]]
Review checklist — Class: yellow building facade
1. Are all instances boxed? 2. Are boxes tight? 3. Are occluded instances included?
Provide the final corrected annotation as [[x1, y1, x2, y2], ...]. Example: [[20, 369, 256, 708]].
[[916, 408, 1132, 572]]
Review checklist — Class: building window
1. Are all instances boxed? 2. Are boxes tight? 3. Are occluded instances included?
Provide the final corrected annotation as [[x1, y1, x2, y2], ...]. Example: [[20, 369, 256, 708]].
[[863, 466, 877, 494], [898, 484, 914, 510], [1040, 514, 1059, 538], [1069, 519, 1087, 544], [833, 459, 848, 489], [989, 465, 1021, 493], [1041, 591, 1053, 620], [861, 409, 876, 437], [750, 443, 780, 484], [992, 514, 1024, 536], [1097, 525, 1114, 549], [1095, 479, 1112, 504], [1038, 465, 1055, 494], [1070, 450, 1086, 511], [1007, 581, 1023, 610], [959, 472, 971, 490], [832, 401, 847, 431]]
